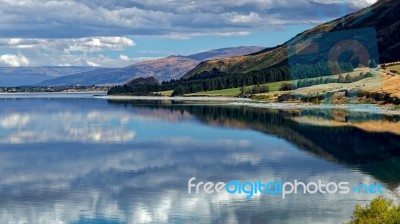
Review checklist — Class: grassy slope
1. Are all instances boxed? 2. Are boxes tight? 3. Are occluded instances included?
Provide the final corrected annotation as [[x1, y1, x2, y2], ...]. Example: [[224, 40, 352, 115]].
[[255, 69, 400, 101], [387, 64, 400, 73], [376, 71, 400, 98], [162, 68, 400, 102], [186, 81, 287, 96], [185, 71, 360, 97], [184, 0, 400, 80], [155, 90, 174, 96]]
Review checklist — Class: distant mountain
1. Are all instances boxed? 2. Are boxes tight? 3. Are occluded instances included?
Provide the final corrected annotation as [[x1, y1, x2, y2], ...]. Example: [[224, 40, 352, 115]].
[[183, 0, 400, 79], [187, 46, 266, 61], [37, 56, 198, 86], [126, 77, 160, 87], [0, 67, 97, 87], [37, 46, 264, 86], [125, 56, 200, 81]]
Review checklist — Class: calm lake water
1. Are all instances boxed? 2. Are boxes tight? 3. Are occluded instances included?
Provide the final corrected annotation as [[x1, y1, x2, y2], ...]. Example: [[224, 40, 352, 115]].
[[0, 94, 399, 224]]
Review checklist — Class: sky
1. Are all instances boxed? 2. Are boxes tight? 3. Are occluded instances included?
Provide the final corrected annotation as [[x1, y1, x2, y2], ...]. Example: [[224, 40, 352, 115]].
[[0, 0, 377, 68]]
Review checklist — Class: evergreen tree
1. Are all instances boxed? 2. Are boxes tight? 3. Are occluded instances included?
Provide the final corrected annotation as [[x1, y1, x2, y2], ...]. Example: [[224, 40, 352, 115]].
[[345, 74, 354, 83], [338, 74, 346, 83], [369, 59, 378, 68]]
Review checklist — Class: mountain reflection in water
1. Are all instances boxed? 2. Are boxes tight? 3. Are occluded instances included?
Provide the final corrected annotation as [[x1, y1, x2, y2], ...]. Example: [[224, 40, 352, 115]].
[[109, 100, 400, 188], [0, 97, 399, 224]]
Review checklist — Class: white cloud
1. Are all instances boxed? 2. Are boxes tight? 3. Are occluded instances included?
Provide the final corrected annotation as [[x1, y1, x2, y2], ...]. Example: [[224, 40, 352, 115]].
[[311, 0, 377, 8], [0, 37, 139, 67], [119, 54, 130, 61], [85, 60, 100, 67], [0, 54, 29, 66], [160, 31, 251, 40], [0, 37, 135, 53], [66, 37, 136, 52], [230, 12, 262, 23]]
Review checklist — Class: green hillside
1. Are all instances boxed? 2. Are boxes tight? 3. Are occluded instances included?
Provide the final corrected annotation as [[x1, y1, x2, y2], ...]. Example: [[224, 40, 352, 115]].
[[182, 0, 400, 80]]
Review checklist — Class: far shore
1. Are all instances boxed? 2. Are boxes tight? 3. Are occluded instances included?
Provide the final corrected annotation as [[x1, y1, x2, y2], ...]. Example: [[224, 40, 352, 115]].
[[2, 92, 399, 115], [96, 95, 252, 102], [99, 95, 400, 115]]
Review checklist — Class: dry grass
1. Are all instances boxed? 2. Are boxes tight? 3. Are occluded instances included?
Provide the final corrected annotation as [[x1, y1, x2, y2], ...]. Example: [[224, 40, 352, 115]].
[[375, 71, 400, 98], [255, 69, 400, 102], [155, 90, 174, 96], [387, 64, 400, 73]]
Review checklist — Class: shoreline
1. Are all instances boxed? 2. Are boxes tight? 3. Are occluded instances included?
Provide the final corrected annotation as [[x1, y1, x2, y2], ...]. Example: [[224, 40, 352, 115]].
[[96, 95, 252, 102], [1, 93, 399, 115], [100, 95, 400, 115], [228, 102, 400, 115]]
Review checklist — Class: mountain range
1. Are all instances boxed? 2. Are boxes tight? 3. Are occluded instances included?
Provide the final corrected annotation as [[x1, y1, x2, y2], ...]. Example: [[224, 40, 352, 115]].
[[33, 46, 263, 87], [0, 46, 262, 87], [183, 0, 400, 79], [0, 67, 97, 87]]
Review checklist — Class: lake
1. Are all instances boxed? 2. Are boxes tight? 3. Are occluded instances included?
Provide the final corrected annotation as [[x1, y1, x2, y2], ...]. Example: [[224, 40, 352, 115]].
[[0, 94, 399, 224]]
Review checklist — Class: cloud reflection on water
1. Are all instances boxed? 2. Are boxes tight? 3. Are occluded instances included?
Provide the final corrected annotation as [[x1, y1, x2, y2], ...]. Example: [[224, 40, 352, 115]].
[[0, 111, 136, 144], [0, 138, 385, 224], [0, 98, 396, 224]]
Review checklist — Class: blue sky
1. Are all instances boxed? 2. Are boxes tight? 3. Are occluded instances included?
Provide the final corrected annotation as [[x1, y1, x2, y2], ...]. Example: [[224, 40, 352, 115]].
[[125, 25, 312, 58], [0, 0, 377, 67]]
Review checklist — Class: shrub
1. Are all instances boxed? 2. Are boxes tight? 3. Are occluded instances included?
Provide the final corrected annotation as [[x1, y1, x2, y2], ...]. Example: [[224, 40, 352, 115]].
[[347, 197, 400, 224], [251, 85, 261, 94], [338, 74, 346, 83], [241, 84, 269, 96], [279, 83, 296, 91], [259, 85, 269, 93], [172, 85, 187, 96], [297, 80, 304, 88], [364, 72, 374, 78], [240, 85, 247, 96], [345, 74, 354, 83], [277, 94, 293, 102]]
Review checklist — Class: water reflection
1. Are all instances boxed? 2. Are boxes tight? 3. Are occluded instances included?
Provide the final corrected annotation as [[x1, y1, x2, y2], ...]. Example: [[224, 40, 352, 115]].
[[0, 112, 136, 144], [0, 97, 399, 223], [110, 100, 400, 186]]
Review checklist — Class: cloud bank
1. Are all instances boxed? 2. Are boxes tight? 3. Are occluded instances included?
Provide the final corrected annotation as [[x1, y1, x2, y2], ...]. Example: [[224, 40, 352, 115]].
[[0, 0, 377, 67], [0, 0, 377, 38]]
